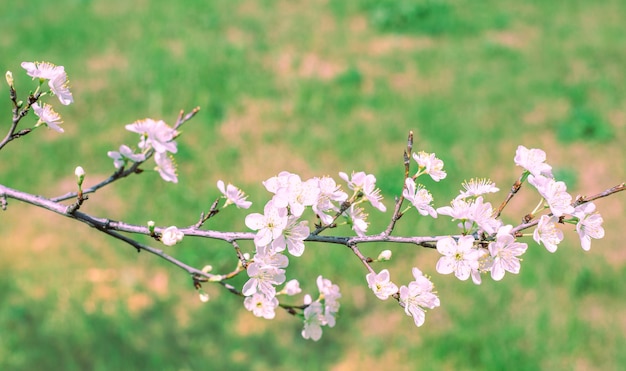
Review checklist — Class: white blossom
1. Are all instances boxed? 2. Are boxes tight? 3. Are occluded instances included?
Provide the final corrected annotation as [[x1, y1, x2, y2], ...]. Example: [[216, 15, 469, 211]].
[[514, 145, 552, 177], [217, 180, 252, 209], [244, 293, 279, 319], [573, 202, 604, 251], [366, 269, 398, 300], [399, 267, 440, 327], [161, 226, 184, 246], [245, 200, 289, 247], [488, 225, 528, 281], [403, 178, 437, 218], [32, 102, 64, 133], [435, 236, 480, 281], [528, 175, 574, 217], [533, 215, 564, 253], [339, 171, 386, 212], [107, 145, 146, 169], [413, 151, 446, 182]]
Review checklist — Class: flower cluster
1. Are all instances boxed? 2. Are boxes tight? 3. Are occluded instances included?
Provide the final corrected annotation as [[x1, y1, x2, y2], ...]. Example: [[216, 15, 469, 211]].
[[21, 61, 74, 133], [301, 276, 342, 341], [108, 118, 179, 182], [242, 170, 387, 339], [515, 145, 604, 252], [432, 145, 605, 286], [366, 267, 440, 328]]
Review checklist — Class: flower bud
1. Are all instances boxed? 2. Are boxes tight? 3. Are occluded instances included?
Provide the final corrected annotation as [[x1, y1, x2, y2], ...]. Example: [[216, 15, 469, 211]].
[[377, 249, 392, 261], [198, 290, 210, 302], [161, 226, 184, 246], [75, 166, 85, 187], [147, 220, 155, 234], [202, 265, 213, 273], [5, 71, 14, 88]]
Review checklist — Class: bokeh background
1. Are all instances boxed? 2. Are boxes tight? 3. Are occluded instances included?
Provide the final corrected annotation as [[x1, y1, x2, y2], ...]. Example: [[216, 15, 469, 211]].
[[1, 0, 625, 369]]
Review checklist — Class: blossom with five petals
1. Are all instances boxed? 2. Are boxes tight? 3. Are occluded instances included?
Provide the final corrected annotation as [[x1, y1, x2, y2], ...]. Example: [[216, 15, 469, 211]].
[[244, 293, 279, 319], [399, 268, 440, 327], [435, 235, 480, 280], [245, 200, 289, 247], [271, 216, 310, 257], [488, 225, 528, 280], [366, 269, 398, 300]]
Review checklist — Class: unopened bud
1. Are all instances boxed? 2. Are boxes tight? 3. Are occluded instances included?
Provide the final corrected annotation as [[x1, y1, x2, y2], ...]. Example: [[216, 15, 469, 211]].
[[202, 265, 213, 273], [75, 166, 85, 188], [198, 290, 210, 302], [377, 249, 392, 261], [5, 71, 14, 88], [147, 220, 155, 234]]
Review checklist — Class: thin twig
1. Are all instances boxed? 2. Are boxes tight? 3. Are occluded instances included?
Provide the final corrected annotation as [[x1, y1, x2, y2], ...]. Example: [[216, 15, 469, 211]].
[[50, 107, 200, 202], [495, 174, 525, 219]]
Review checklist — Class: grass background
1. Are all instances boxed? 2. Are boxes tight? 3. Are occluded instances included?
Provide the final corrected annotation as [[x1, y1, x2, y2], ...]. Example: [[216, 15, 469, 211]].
[[1, 0, 625, 369]]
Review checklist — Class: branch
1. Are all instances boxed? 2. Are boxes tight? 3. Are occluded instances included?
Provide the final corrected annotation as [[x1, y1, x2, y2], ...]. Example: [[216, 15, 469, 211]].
[[50, 107, 200, 202]]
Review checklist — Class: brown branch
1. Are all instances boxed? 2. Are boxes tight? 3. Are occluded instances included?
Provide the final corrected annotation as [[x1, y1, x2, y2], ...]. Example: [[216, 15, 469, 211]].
[[495, 173, 525, 219], [383, 130, 414, 236]]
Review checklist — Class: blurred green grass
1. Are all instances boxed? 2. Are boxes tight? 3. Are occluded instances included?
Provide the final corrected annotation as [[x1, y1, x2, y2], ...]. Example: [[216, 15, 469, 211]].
[[1, 0, 625, 369]]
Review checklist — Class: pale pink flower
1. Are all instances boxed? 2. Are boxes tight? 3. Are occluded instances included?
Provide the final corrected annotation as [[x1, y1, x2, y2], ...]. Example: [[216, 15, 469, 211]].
[[217, 180, 252, 209], [161, 226, 184, 246], [437, 198, 472, 221], [366, 269, 398, 300], [339, 171, 386, 212], [244, 293, 279, 319], [48, 72, 73, 105], [435, 236, 480, 281], [514, 145, 552, 177], [533, 215, 563, 253], [313, 176, 348, 224], [271, 216, 309, 257], [302, 301, 324, 341], [528, 175, 574, 217], [399, 267, 440, 327], [317, 275, 341, 315], [455, 178, 499, 200], [469, 197, 501, 234], [126, 118, 178, 154], [403, 178, 437, 218], [21, 61, 73, 105], [245, 200, 289, 247], [346, 204, 368, 236], [413, 151, 447, 181], [32, 102, 63, 133], [154, 152, 177, 183], [573, 203, 604, 251], [281, 279, 302, 296], [242, 257, 286, 299], [107, 145, 146, 169], [488, 225, 528, 281]]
